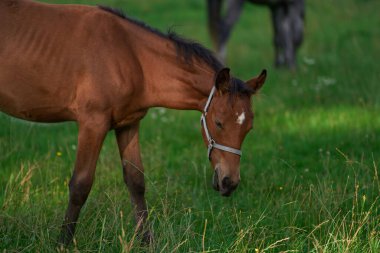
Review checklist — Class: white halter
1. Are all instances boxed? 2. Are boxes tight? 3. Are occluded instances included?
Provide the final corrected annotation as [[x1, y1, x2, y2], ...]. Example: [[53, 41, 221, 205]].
[[200, 86, 242, 160]]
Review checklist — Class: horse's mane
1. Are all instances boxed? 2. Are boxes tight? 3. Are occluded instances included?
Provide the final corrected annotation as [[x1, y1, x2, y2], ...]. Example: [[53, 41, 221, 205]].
[[98, 6, 254, 97], [98, 6, 223, 72]]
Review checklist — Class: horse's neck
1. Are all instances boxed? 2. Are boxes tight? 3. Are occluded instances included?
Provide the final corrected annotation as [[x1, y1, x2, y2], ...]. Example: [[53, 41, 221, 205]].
[[149, 62, 215, 111], [134, 35, 216, 112]]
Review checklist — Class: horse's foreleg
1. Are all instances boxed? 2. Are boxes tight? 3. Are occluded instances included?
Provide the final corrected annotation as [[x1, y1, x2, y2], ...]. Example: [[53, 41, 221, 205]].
[[270, 4, 294, 68], [116, 123, 151, 243], [271, 1, 305, 69], [207, 0, 244, 63], [59, 118, 108, 245], [207, 0, 223, 55], [222, 0, 244, 43], [290, 0, 305, 49]]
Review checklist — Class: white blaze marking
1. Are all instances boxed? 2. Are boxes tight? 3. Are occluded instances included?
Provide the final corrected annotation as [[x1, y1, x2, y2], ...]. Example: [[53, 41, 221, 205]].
[[236, 112, 245, 125]]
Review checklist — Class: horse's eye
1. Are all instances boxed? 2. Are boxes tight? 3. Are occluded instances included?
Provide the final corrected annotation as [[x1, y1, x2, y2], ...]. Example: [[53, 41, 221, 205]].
[[215, 120, 223, 129]]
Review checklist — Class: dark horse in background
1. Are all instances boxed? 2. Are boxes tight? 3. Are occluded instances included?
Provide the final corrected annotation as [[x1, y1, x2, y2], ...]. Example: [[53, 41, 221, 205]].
[[207, 0, 305, 68], [0, 0, 266, 245]]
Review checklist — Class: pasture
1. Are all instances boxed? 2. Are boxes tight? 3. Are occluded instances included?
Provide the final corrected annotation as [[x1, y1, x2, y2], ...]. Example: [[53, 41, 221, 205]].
[[1, 0, 379, 252]]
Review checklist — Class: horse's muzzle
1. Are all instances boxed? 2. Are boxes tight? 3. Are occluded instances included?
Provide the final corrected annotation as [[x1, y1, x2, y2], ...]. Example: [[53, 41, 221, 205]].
[[212, 169, 239, 197]]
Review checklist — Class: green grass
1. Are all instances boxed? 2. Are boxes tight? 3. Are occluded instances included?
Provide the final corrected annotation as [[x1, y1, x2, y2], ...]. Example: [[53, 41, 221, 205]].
[[1, 0, 380, 252]]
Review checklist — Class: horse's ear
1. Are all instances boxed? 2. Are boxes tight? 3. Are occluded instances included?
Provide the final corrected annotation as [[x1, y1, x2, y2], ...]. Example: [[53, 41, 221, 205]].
[[215, 68, 231, 93], [246, 69, 267, 94]]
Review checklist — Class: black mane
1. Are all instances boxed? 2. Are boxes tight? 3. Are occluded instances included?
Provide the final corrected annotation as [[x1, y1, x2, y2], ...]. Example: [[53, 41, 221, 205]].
[[98, 6, 223, 71], [230, 77, 254, 96]]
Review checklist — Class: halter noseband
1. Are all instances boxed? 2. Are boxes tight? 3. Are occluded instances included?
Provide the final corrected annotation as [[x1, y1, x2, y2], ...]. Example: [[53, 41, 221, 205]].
[[201, 86, 242, 160]]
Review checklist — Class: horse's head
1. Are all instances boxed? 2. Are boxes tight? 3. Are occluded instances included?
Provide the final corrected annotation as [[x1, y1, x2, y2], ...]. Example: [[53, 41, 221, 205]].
[[201, 68, 266, 196]]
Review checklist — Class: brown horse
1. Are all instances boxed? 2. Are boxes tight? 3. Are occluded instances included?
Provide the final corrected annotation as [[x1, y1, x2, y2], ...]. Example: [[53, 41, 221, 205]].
[[0, 0, 266, 245]]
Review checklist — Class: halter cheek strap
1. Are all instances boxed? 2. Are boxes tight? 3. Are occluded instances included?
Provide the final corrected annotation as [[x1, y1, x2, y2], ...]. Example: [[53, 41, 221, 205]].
[[201, 86, 242, 160]]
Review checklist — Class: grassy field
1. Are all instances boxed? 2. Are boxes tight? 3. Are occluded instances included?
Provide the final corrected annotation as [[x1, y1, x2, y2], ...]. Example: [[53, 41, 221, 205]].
[[1, 0, 380, 252]]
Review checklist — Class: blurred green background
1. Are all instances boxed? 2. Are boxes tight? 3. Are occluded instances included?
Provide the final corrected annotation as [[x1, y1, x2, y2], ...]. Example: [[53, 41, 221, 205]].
[[1, 0, 379, 252]]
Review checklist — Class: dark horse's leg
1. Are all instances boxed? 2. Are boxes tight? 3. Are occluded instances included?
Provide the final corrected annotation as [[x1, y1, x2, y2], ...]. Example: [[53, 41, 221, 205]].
[[270, 3, 294, 68], [291, 0, 305, 50], [207, 0, 222, 54], [270, 0, 304, 68], [207, 0, 244, 62], [115, 123, 151, 243], [59, 116, 109, 245]]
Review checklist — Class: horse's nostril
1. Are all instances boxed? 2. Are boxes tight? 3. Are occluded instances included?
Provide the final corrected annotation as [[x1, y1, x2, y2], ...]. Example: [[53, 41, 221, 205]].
[[221, 177, 232, 189]]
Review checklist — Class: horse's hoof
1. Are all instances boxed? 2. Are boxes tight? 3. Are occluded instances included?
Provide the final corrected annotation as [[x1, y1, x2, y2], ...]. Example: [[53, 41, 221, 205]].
[[141, 230, 153, 245], [57, 232, 73, 248]]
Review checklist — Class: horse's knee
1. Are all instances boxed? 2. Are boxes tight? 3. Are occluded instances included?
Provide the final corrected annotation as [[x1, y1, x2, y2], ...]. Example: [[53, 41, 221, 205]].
[[123, 170, 145, 195], [133, 181, 145, 195], [68, 176, 93, 206], [126, 177, 145, 195]]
